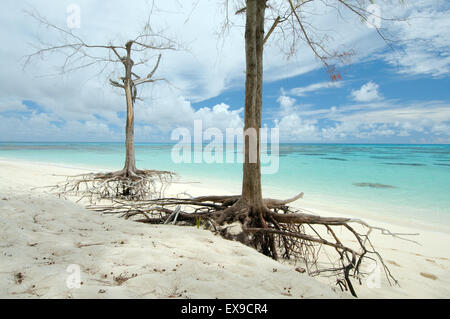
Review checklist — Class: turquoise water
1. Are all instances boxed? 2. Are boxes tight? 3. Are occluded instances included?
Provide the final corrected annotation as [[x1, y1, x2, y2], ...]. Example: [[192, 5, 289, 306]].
[[1, 143, 449, 225]]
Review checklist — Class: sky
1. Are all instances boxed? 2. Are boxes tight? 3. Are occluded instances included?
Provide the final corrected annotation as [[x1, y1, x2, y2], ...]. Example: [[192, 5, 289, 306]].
[[0, 0, 449, 144]]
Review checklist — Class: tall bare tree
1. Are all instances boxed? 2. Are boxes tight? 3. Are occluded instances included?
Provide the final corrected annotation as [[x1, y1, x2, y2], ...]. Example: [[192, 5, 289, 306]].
[[25, 9, 175, 199], [238, 0, 397, 226]]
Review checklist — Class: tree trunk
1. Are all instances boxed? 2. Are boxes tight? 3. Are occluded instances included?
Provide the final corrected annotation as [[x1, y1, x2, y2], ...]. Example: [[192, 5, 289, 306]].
[[123, 41, 137, 176], [241, 0, 266, 211]]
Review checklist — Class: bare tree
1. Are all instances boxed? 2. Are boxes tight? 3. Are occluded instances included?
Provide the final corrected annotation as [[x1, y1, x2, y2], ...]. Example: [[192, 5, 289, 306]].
[[25, 9, 176, 200]]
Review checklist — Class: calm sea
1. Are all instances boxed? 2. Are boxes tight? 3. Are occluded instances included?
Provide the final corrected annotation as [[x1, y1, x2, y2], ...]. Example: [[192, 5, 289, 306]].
[[1, 143, 449, 225]]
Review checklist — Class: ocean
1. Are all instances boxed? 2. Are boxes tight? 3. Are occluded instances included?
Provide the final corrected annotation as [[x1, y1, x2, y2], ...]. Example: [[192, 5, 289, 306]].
[[1, 142, 449, 225]]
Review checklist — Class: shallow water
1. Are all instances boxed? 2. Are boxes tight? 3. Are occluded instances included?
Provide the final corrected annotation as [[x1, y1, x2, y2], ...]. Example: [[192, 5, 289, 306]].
[[1, 143, 449, 225]]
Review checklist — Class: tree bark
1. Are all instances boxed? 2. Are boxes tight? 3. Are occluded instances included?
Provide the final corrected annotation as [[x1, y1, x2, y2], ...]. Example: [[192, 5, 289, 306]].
[[123, 41, 137, 176], [241, 0, 266, 211]]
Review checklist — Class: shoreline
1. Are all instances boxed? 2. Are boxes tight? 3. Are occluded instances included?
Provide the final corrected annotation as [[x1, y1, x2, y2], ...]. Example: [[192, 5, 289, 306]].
[[1, 158, 449, 298], [176, 170, 450, 235], [1, 156, 449, 235]]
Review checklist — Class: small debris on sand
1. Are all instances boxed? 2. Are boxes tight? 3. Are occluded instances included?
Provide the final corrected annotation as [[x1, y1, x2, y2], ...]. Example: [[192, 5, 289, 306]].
[[420, 272, 438, 280]]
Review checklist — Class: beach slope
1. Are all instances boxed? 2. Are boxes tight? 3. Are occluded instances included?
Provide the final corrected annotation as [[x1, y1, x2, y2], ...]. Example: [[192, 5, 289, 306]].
[[0, 161, 342, 299]]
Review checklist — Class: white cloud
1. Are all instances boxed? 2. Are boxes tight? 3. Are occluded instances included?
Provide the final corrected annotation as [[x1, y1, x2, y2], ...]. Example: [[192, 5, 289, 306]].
[[0, 0, 448, 142], [332, 102, 450, 125], [288, 81, 344, 97], [274, 96, 320, 141], [277, 95, 296, 115], [351, 82, 382, 102], [273, 94, 450, 142], [0, 113, 117, 142], [431, 123, 450, 135], [0, 99, 27, 112], [134, 85, 244, 135], [381, 1, 450, 77], [275, 114, 319, 141]]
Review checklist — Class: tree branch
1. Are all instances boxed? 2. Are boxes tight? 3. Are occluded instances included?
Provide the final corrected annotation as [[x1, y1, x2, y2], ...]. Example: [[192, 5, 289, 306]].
[[133, 54, 163, 86], [109, 79, 125, 89], [263, 16, 281, 45]]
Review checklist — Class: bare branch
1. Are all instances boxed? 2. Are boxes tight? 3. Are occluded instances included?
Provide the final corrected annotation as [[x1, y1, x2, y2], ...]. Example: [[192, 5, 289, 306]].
[[287, 0, 330, 67], [263, 15, 281, 45], [133, 54, 163, 86], [235, 7, 247, 15], [109, 79, 125, 89]]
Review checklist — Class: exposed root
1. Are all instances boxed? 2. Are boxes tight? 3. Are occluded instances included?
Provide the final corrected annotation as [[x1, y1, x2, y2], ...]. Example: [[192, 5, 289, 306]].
[[264, 192, 304, 208], [44, 169, 174, 203], [87, 191, 419, 297]]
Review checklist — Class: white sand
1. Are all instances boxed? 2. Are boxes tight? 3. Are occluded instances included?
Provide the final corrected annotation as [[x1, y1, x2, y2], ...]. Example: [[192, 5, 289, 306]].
[[0, 159, 343, 299], [0, 159, 449, 298]]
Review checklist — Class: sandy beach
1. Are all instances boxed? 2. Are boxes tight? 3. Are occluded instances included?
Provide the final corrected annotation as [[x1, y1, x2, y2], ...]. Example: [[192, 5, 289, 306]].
[[0, 158, 449, 299]]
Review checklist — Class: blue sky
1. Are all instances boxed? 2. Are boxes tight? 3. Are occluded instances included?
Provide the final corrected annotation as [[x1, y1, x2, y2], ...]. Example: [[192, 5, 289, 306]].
[[193, 58, 450, 143], [0, 0, 449, 143]]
